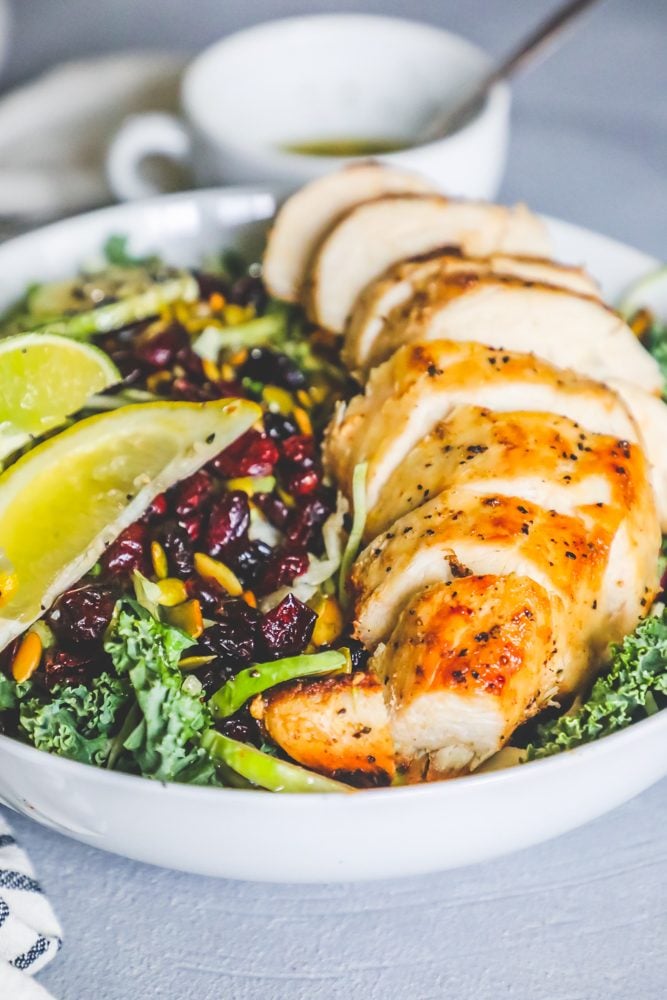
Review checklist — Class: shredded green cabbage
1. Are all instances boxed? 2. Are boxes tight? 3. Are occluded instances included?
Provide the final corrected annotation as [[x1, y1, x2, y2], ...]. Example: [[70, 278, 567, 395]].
[[338, 463, 368, 607]]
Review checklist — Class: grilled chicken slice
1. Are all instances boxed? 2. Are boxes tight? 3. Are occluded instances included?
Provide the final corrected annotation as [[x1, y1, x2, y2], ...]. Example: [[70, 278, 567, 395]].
[[262, 164, 435, 302], [325, 340, 639, 519], [251, 672, 396, 783], [366, 406, 648, 539], [344, 251, 599, 371], [370, 574, 559, 773], [348, 273, 662, 392], [607, 377, 667, 529], [305, 196, 551, 332], [352, 482, 659, 692]]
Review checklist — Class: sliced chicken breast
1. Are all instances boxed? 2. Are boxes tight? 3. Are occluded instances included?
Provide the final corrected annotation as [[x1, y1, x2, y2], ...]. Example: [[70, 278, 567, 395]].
[[259, 171, 663, 783], [350, 273, 662, 394], [252, 672, 395, 784], [367, 406, 646, 539], [262, 164, 435, 302], [607, 377, 667, 529], [305, 196, 551, 332], [344, 251, 600, 371], [325, 340, 639, 517], [370, 574, 559, 773], [352, 482, 658, 690]]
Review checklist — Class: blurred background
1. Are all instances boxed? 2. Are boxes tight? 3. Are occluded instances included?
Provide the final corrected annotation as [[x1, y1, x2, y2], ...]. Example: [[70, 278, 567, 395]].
[[0, 0, 665, 252]]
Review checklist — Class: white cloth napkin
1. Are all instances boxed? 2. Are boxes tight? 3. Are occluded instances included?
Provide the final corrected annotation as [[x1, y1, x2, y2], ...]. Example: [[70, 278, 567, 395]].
[[0, 52, 184, 220], [0, 811, 62, 998]]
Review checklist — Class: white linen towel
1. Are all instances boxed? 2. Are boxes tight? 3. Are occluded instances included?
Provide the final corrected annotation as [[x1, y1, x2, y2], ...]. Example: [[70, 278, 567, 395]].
[[0, 52, 184, 221], [0, 810, 62, 999]]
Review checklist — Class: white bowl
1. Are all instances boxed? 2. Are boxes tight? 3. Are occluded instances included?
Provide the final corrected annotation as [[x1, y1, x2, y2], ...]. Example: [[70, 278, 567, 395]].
[[0, 188, 664, 883]]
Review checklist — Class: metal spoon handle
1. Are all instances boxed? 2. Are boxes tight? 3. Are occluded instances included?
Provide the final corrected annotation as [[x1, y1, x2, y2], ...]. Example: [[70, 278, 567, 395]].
[[419, 0, 602, 143]]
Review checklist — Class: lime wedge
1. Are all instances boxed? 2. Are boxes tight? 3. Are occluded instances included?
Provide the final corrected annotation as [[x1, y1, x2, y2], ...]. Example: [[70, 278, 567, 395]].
[[0, 397, 260, 649], [0, 333, 121, 461]]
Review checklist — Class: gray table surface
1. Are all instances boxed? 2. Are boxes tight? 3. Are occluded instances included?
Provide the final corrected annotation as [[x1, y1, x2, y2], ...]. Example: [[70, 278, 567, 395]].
[[2, 1, 667, 998]]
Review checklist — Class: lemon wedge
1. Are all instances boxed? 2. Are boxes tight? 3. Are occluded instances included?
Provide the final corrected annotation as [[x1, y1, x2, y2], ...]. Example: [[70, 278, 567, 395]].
[[0, 332, 121, 462], [0, 397, 260, 649]]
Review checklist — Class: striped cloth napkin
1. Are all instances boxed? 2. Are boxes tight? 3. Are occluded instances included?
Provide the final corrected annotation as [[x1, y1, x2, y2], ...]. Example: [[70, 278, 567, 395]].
[[0, 811, 62, 999]]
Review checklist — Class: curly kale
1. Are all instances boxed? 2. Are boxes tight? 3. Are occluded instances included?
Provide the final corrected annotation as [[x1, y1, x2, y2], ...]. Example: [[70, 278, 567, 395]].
[[17, 673, 130, 766], [104, 600, 217, 784], [0, 600, 218, 783], [643, 316, 667, 393], [527, 607, 667, 759]]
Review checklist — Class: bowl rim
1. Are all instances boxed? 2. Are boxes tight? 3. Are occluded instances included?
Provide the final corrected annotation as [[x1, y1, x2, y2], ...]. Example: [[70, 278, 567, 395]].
[[0, 701, 664, 805], [0, 184, 663, 808]]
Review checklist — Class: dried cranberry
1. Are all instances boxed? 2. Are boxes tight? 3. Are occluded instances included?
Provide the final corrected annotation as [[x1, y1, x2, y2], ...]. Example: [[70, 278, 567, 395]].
[[334, 634, 369, 672], [228, 540, 272, 588], [205, 491, 250, 557], [44, 650, 97, 689], [210, 429, 279, 478], [257, 546, 309, 596], [144, 493, 167, 522], [263, 411, 299, 442], [170, 379, 211, 402], [48, 585, 117, 645], [216, 709, 261, 744], [279, 435, 321, 496], [171, 470, 213, 518], [660, 566, 667, 594], [103, 349, 146, 384], [240, 348, 306, 391], [215, 379, 247, 398], [135, 324, 190, 369], [178, 512, 204, 544], [0, 638, 21, 679], [228, 275, 266, 311], [176, 343, 205, 381], [159, 523, 194, 576], [285, 496, 330, 548], [100, 522, 149, 577], [199, 599, 260, 670], [259, 594, 316, 658], [280, 434, 316, 468], [254, 492, 290, 530], [185, 576, 226, 615], [286, 468, 320, 497]]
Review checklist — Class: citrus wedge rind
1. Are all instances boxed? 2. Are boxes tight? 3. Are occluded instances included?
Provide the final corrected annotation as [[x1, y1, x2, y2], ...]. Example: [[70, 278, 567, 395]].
[[0, 397, 260, 650], [0, 332, 121, 456]]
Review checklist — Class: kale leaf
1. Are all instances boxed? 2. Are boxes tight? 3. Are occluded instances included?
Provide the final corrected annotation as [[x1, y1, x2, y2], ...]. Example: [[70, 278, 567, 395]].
[[103, 234, 159, 269], [527, 607, 667, 759], [18, 673, 130, 766], [644, 317, 667, 394], [104, 600, 217, 784]]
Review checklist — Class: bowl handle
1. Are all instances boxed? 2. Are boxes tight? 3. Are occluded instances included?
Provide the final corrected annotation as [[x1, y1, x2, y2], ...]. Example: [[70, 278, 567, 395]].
[[106, 112, 193, 202]]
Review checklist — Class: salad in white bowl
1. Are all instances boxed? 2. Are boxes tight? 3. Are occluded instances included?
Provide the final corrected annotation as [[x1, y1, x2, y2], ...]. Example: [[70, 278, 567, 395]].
[[0, 171, 665, 879]]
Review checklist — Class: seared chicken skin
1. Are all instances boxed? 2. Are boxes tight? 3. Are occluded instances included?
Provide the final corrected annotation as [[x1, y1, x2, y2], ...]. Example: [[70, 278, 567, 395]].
[[372, 574, 558, 775], [252, 672, 395, 785], [259, 172, 663, 782], [327, 340, 644, 519], [326, 340, 667, 532]]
